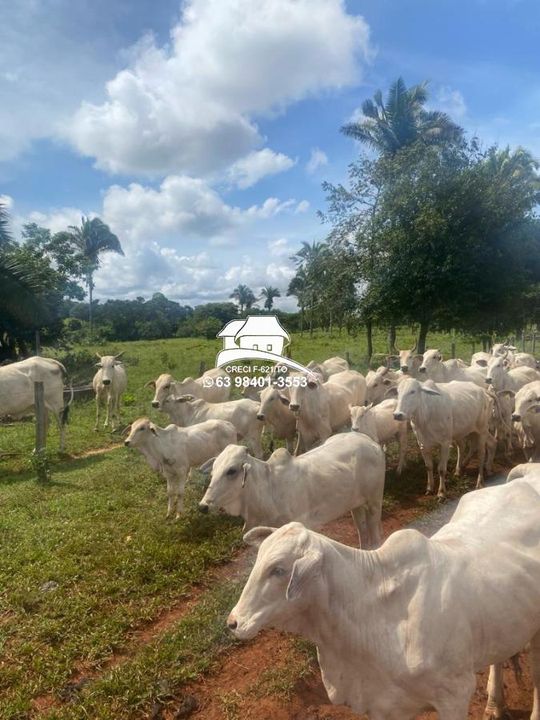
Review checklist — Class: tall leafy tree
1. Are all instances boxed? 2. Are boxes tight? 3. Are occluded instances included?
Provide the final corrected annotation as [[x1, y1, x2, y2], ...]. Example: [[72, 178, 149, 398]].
[[0, 199, 13, 249], [290, 242, 329, 336], [260, 286, 281, 311], [229, 284, 257, 314], [64, 216, 124, 334], [341, 77, 463, 155]]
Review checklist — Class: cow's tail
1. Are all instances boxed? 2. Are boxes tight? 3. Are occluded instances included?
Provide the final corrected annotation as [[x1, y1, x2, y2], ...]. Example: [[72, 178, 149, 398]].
[[62, 384, 74, 425]]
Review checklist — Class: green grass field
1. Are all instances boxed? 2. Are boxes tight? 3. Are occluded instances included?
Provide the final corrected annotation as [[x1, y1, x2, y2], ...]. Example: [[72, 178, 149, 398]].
[[0, 330, 493, 718]]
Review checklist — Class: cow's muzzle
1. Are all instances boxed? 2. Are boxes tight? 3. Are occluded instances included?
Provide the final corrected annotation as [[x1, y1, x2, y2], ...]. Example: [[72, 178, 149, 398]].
[[401, 366, 409, 373], [393, 412, 406, 421], [418, 367, 426, 373], [124, 440, 130, 447], [512, 413, 521, 422], [485, 378, 492, 385], [151, 401, 160, 408], [256, 413, 265, 421], [103, 379, 111, 385], [198, 502, 209, 514], [289, 404, 300, 412]]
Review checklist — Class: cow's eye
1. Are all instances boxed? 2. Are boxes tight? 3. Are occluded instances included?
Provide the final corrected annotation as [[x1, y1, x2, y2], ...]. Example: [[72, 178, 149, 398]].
[[409, 390, 416, 395], [226, 467, 236, 476], [270, 566, 286, 577], [164, 384, 170, 389], [138, 427, 144, 432]]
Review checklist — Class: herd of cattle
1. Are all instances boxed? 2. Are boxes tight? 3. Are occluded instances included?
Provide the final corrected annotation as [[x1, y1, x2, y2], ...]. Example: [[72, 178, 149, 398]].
[[2, 344, 540, 717]]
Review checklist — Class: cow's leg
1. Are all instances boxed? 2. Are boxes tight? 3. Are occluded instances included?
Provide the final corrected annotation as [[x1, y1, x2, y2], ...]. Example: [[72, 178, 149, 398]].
[[396, 425, 407, 476], [94, 392, 101, 430], [419, 444, 435, 494], [104, 391, 112, 428], [475, 431, 487, 489], [434, 676, 475, 720], [482, 663, 507, 719], [350, 506, 368, 548], [531, 630, 540, 720], [248, 430, 264, 459], [437, 442, 451, 498], [53, 412, 65, 452], [165, 474, 184, 520], [366, 504, 382, 549]]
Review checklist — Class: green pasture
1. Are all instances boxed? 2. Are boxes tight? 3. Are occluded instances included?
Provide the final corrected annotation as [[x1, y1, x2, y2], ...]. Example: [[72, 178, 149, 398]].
[[0, 329, 502, 718]]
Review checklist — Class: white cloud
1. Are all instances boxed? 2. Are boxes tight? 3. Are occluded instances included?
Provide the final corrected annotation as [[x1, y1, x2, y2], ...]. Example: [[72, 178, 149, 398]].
[[295, 199, 310, 213], [268, 237, 292, 256], [66, 0, 371, 176], [434, 86, 467, 120], [0, 194, 14, 209], [27, 207, 88, 235], [228, 148, 296, 188], [306, 147, 329, 174]]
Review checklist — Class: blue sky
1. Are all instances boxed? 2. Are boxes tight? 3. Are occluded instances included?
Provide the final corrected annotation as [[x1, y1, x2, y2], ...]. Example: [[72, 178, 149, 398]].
[[1, 0, 539, 309]]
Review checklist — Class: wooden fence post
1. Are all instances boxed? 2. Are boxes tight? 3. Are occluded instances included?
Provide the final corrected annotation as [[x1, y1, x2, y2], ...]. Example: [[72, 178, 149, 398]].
[[34, 381, 48, 483], [522, 331, 526, 352], [345, 351, 351, 366], [198, 360, 206, 376], [533, 332, 537, 355]]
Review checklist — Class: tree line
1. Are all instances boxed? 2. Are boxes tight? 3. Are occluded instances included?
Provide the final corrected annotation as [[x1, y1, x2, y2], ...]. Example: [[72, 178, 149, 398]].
[[287, 77, 540, 354]]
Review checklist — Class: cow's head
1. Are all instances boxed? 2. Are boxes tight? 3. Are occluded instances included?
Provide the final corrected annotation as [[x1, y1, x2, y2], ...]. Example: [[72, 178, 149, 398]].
[[257, 386, 290, 420], [418, 349, 442, 375], [366, 366, 395, 404], [393, 377, 440, 421], [350, 403, 375, 434], [146, 373, 175, 409], [124, 417, 158, 447], [227, 522, 323, 640], [96, 353, 123, 385], [485, 355, 508, 388], [198, 444, 252, 517], [398, 344, 418, 373], [288, 372, 320, 413]]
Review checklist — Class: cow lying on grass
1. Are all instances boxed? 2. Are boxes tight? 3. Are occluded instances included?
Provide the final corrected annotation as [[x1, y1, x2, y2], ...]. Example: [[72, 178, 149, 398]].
[[228, 474, 540, 719]]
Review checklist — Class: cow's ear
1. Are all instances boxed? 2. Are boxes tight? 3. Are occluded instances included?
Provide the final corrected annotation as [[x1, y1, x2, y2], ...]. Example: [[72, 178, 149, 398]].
[[497, 389, 515, 398], [175, 394, 194, 403], [382, 378, 392, 385], [421, 385, 442, 396], [307, 379, 318, 389], [384, 386, 398, 398], [279, 395, 290, 406], [150, 424, 158, 435], [286, 550, 323, 601], [241, 462, 251, 488], [95, 362, 102, 368], [199, 457, 216, 474], [144, 380, 156, 389], [476, 359, 488, 367], [121, 424, 132, 437], [243, 526, 277, 547]]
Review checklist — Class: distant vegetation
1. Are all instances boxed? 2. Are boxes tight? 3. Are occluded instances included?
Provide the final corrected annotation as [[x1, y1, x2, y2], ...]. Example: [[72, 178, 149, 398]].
[[1, 77, 539, 361]]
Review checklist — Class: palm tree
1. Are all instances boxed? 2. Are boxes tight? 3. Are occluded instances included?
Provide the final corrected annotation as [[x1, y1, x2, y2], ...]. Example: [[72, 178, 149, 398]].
[[0, 199, 13, 249], [290, 242, 329, 336], [65, 216, 124, 335], [260, 286, 281, 311], [341, 77, 463, 156], [229, 284, 257, 314]]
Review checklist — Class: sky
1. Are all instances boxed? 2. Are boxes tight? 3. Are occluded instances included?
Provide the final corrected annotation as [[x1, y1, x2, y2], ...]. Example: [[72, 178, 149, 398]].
[[1, 0, 539, 310]]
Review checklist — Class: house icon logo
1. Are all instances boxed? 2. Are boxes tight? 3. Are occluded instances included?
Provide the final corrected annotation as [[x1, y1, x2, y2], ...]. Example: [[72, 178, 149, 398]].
[[216, 316, 311, 373]]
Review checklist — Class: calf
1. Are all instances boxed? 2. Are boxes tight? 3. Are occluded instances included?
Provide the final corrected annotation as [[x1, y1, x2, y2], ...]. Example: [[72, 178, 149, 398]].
[[350, 399, 408, 475], [256, 385, 297, 452], [286, 374, 352, 454], [419, 349, 485, 386], [147, 368, 230, 410], [391, 378, 493, 497], [124, 417, 236, 519], [228, 475, 540, 719], [199, 432, 385, 547], [93, 353, 128, 430], [161, 395, 264, 458], [365, 366, 401, 405]]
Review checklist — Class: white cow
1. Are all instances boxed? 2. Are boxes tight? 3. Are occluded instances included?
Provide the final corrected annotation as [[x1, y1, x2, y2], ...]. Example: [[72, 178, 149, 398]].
[[124, 417, 236, 519], [511, 381, 540, 461], [391, 378, 493, 497], [147, 367, 230, 410], [419, 349, 485, 386], [0, 358, 72, 451], [307, 356, 349, 380], [397, 347, 423, 376], [507, 462, 540, 482], [286, 375, 352, 454], [161, 395, 264, 458], [228, 475, 540, 719], [485, 355, 540, 393], [199, 432, 385, 547], [365, 366, 402, 405], [470, 351, 491, 368], [326, 369, 366, 406], [513, 352, 538, 369], [256, 385, 297, 452], [93, 353, 128, 431], [350, 399, 408, 475]]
